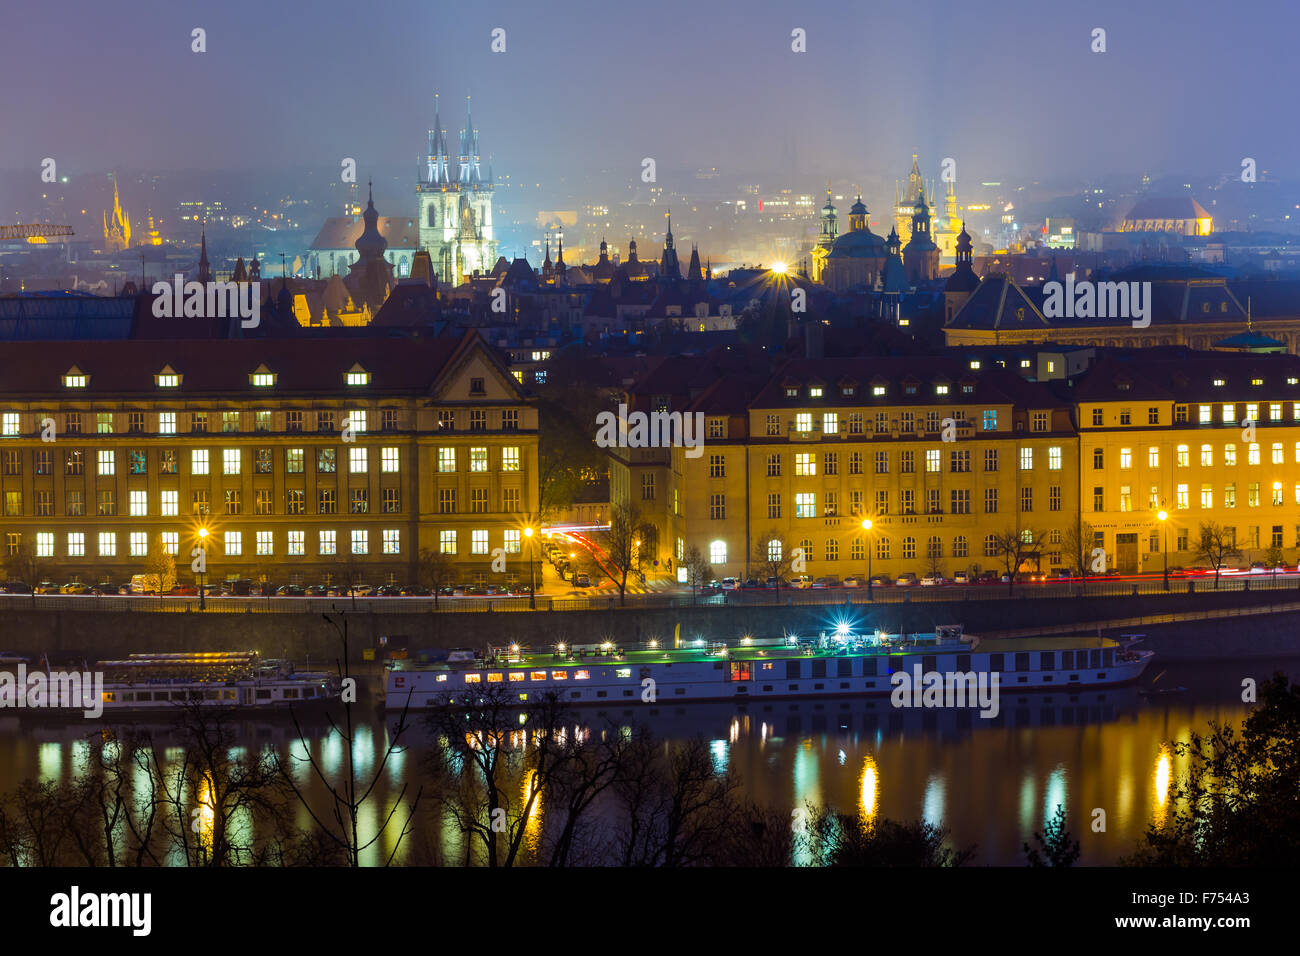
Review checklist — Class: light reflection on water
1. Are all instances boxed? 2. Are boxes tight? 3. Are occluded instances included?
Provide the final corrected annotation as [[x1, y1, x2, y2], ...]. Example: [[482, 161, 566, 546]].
[[0, 658, 1290, 865]]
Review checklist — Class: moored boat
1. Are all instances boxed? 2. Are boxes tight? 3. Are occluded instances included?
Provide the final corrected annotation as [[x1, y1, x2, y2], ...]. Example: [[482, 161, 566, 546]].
[[384, 625, 1154, 709]]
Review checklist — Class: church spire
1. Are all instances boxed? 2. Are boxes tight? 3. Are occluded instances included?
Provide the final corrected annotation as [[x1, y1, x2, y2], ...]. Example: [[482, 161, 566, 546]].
[[197, 227, 211, 283]]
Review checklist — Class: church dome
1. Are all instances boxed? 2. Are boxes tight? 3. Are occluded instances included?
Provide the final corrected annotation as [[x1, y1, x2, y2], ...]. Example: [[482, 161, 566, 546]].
[[828, 227, 887, 258]]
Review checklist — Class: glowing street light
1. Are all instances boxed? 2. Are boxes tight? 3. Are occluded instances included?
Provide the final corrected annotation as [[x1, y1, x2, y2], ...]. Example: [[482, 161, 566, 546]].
[[862, 518, 874, 600], [770, 261, 789, 275]]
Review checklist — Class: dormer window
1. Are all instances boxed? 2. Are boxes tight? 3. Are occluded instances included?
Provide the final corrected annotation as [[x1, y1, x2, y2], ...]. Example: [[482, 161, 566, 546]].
[[1251, 378, 1263, 386], [1288, 377, 1298, 385], [346, 363, 370, 387], [903, 385, 917, 395], [935, 385, 949, 395], [155, 364, 181, 388], [841, 386, 855, 397], [785, 387, 798, 398], [250, 364, 276, 388], [969, 361, 981, 370], [1213, 378, 1226, 387], [872, 386, 886, 397], [63, 366, 87, 388], [809, 387, 823, 398]]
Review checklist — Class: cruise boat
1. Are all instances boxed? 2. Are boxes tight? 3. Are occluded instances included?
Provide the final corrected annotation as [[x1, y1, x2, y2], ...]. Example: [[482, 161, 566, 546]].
[[21, 651, 341, 715], [384, 625, 1154, 709]]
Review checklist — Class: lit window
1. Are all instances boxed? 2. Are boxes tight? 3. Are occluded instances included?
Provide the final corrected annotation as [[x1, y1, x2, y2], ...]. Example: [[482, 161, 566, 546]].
[[97, 449, 115, 476], [351, 530, 368, 555], [129, 490, 147, 516], [795, 493, 816, 518], [710, 539, 727, 564], [501, 447, 520, 471], [383, 529, 400, 554], [287, 530, 305, 556], [225, 531, 242, 556], [1177, 445, 1189, 468], [504, 529, 521, 554], [67, 532, 84, 557], [439, 530, 457, 554], [319, 530, 336, 555], [191, 449, 209, 475], [471, 529, 489, 554], [252, 373, 274, 387], [1119, 448, 1132, 469], [470, 447, 488, 472], [98, 532, 116, 557], [795, 453, 815, 476], [159, 412, 176, 434], [381, 447, 400, 472], [348, 409, 367, 433], [1, 413, 19, 436], [129, 532, 148, 557], [1048, 446, 1062, 470], [36, 532, 54, 557], [346, 370, 370, 386], [160, 490, 178, 516], [349, 448, 368, 473], [63, 374, 86, 388], [795, 412, 812, 432], [223, 448, 240, 474], [161, 532, 178, 555], [157, 374, 179, 388], [1019, 448, 1033, 470], [438, 448, 456, 472]]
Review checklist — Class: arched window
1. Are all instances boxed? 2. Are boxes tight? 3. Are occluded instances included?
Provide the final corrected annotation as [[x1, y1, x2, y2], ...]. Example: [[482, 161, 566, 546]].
[[953, 535, 969, 558]]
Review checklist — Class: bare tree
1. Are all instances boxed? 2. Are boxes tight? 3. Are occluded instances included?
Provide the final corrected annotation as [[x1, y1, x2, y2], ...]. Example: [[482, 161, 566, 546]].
[[1062, 519, 1098, 593], [2, 538, 43, 606], [417, 547, 456, 609], [683, 544, 712, 603], [277, 610, 421, 866], [1195, 521, 1242, 590], [992, 527, 1048, 594], [142, 538, 177, 598], [751, 530, 796, 594], [604, 501, 642, 604]]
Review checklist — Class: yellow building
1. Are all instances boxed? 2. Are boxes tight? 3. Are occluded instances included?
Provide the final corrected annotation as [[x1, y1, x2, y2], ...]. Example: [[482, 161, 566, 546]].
[[0, 330, 539, 588], [628, 350, 1300, 581], [1075, 353, 1300, 572]]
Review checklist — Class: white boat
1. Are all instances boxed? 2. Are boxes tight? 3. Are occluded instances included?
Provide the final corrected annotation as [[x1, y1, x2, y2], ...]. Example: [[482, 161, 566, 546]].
[[19, 651, 341, 715], [384, 625, 1154, 709]]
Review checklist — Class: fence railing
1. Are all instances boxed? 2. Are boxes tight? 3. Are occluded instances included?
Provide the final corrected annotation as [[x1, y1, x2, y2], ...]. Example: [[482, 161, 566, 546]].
[[0, 573, 1298, 614]]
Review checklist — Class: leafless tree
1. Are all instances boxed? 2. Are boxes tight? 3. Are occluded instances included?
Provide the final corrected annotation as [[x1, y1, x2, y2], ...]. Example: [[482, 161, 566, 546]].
[[604, 501, 643, 604], [751, 530, 796, 594], [417, 547, 456, 608], [1195, 521, 1242, 589], [1062, 519, 1098, 593], [683, 544, 712, 603], [992, 527, 1048, 594]]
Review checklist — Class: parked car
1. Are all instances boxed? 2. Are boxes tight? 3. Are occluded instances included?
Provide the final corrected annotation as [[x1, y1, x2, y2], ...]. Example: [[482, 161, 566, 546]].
[[276, 584, 306, 597], [170, 583, 198, 596], [952, 571, 970, 585], [60, 582, 92, 595], [792, 575, 814, 589], [35, 580, 60, 594], [766, 576, 789, 590], [742, 578, 762, 589], [376, 585, 402, 597], [401, 585, 431, 596], [2, 581, 32, 594], [896, 573, 918, 587], [305, 585, 328, 597], [91, 582, 120, 595], [976, 571, 999, 584], [508, 583, 533, 595], [1250, 562, 1269, 574], [815, 576, 841, 588], [721, 577, 738, 591], [574, 573, 592, 587], [868, 574, 893, 587], [919, 574, 946, 587]]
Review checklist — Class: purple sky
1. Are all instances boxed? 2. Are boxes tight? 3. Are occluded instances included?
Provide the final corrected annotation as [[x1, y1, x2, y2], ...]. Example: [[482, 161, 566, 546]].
[[2, 0, 1296, 188]]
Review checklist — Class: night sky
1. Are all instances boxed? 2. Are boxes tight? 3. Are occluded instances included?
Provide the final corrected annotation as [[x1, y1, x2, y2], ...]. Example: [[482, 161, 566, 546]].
[[2, 0, 1296, 186]]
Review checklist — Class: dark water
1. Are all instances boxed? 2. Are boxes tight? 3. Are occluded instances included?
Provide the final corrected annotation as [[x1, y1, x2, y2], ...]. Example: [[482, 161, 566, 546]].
[[2, 657, 1293, 865]]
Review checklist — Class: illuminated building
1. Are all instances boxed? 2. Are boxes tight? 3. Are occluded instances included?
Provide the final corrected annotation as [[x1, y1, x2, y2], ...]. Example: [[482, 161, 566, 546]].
[[820, 196, 887, 292], [103, 174, 131, 252], [0, 331, 538, 588], [1120, 198, 1213, 237], [416, 96, 499, 286]]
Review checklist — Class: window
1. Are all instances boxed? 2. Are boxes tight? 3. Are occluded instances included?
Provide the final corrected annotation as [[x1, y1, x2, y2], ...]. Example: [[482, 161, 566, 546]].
[[96, 412, 113, 434], [1091, 408, 1103, 426], [1201, 484, 1213, 509], [1, 451, 18, 475], [1048, 447, 1062, 471], [438, 448, 456, 472], [1019, 447, 1033, 470], [256, 531, 273, 556], [254, 447, 272, 474], [349, 447, 368, 473], [98, 532, 116, 557], [470, 447, 488, 472], [848, 412, 863, 434], [1273, 442, 1285, 465], [766, 539, 782, 562], [470, 529, 489, 555], [318, 448, 337, 473], [192, 490, 209, 515], [129, 490, 147, 516], [503, 488, 520, 512], [1177, 445, 1190, 468], [951, 489, 970, 514], [795, 493, 816, 519], [287, 489, 305, 515], [224, 489, 241, 515], [190, 411, 207, 433], [1032, 411, 1048, 432], [225, 531, 242, 556], [286, 411, 303, 432], [159, 412, 176, 434], [318, 489, 336, 514], [287, 530, 305, 556], [1119, 486, 1131, 512], [222, 411, 239, 433], [438, 530, 456, 555], [1119, 409, 1131, 426], [1050, 486, 1061, 512], [900, 451, 914, 474], [286, 448, 304, 474], [383, 529, 401, 554], [1225, 444, 1237, 466], [874, 451, 888, 474], [767, 493, 781, 519], [1148, 407, 1159, 425], [317, 411, 335, 433], [710, 494, 725, 520], [439, 489, 456, 514], [795, 453, 815, 476], [34, 449, 50, 475], [925, 449, 940, 473], [824, 452, 838, 475], [822, 412, 838, 435], [1199, 404, 1212, 424], [901, 537, 916, 560], [382, 488, 399, 514], [982, 409, 997, 431], [35, 490, 51, 516], [1222, 404, 1235, 425], [160, 449, 177, 474], [67, 532, 85, 557], [350, 489, 368, 514], [984, 449, 998, 472], [1093, 487, 1104, 511], [795, 412, 812, 433], [97, 449, 115, 476], [1176, 484, 1189, 510], [849, 452, 862, 475], [501, 409, 518, 431], [984, 488, 998, 514], [3, 491, 19, 516], [256, 489, 272, 515], [320, 530, 337, 555], [223, 449, 240, 475], [65, 412, 82, 434], [767, 454, 782, 477], [709, 454, 726, 478], [348, 410, 368, 434], [36, 532, 54, 558], [1249, 443, 1261, 465], [1021, 487, 1034, 512], [1119, 447, 1132, 469]]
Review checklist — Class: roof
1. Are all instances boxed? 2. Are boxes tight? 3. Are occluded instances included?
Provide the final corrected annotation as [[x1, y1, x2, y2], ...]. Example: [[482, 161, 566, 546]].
[[1123, 197, 1212, 222], [0, 294, 136, 340], [1070, 351, 1300, 404], [0, 329, 515, 399], [309, 216, 420, 251]]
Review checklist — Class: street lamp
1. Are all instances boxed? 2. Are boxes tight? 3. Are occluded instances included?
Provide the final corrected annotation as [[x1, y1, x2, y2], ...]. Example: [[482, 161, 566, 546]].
[[523, 526, 536, 609], [197, 527, 209, 610], [861, 518, 873, 600], [1156, 508, 1168, 591]]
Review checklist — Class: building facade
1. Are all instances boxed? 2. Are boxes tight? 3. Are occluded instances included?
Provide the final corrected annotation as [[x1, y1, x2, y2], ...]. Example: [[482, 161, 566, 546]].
[[416, 99, 498, 286], [0, 331, 539, 589]]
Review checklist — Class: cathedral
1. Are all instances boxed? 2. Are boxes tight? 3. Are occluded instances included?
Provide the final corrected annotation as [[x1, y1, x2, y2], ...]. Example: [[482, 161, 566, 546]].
[[103, 174, 131, 253], [416, 96, 498, 286], [894, 154, 962, 264]]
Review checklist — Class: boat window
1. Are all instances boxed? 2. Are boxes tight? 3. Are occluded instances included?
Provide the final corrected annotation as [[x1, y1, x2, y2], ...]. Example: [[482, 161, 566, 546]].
[[1061, 652, 1074, 669], [551, 671, 569, 680], [574, 670, 590, 680], [810, 660, 827, 679], [1014, 653, 1030, 672], [436, 674, 448, 682], [120, 692, 132, 702], [785, 661, 801, 679], [223, 690, 236, 699], [989, 653, 1005, 672], [922, 655, 937, 673], [956, 654, 971, 671], [486, 673, 503, 682], [531, 671, 547, 680], [508, 672, 525, 682], [1039, 652, 1054, 671], [136, 691, 151, 701], [255, 689, 271, 700], [862, 658, 877, 677], [761, 662, 774, 671], [103, 692, 116, 703], [464, 674, 481, 683], [616, 668, 631, 678], [836, 659, 852, 678], [205, 690, 219, 700], [284, 688, 298, 698]]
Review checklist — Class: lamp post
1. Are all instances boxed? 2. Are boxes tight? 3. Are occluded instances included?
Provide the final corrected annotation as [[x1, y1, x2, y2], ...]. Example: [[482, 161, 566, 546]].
[[861, 518, 873, 600], [523, 526, 536, 609], [1157, 508, 1168, 591], [197, 527, 209, 610]]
